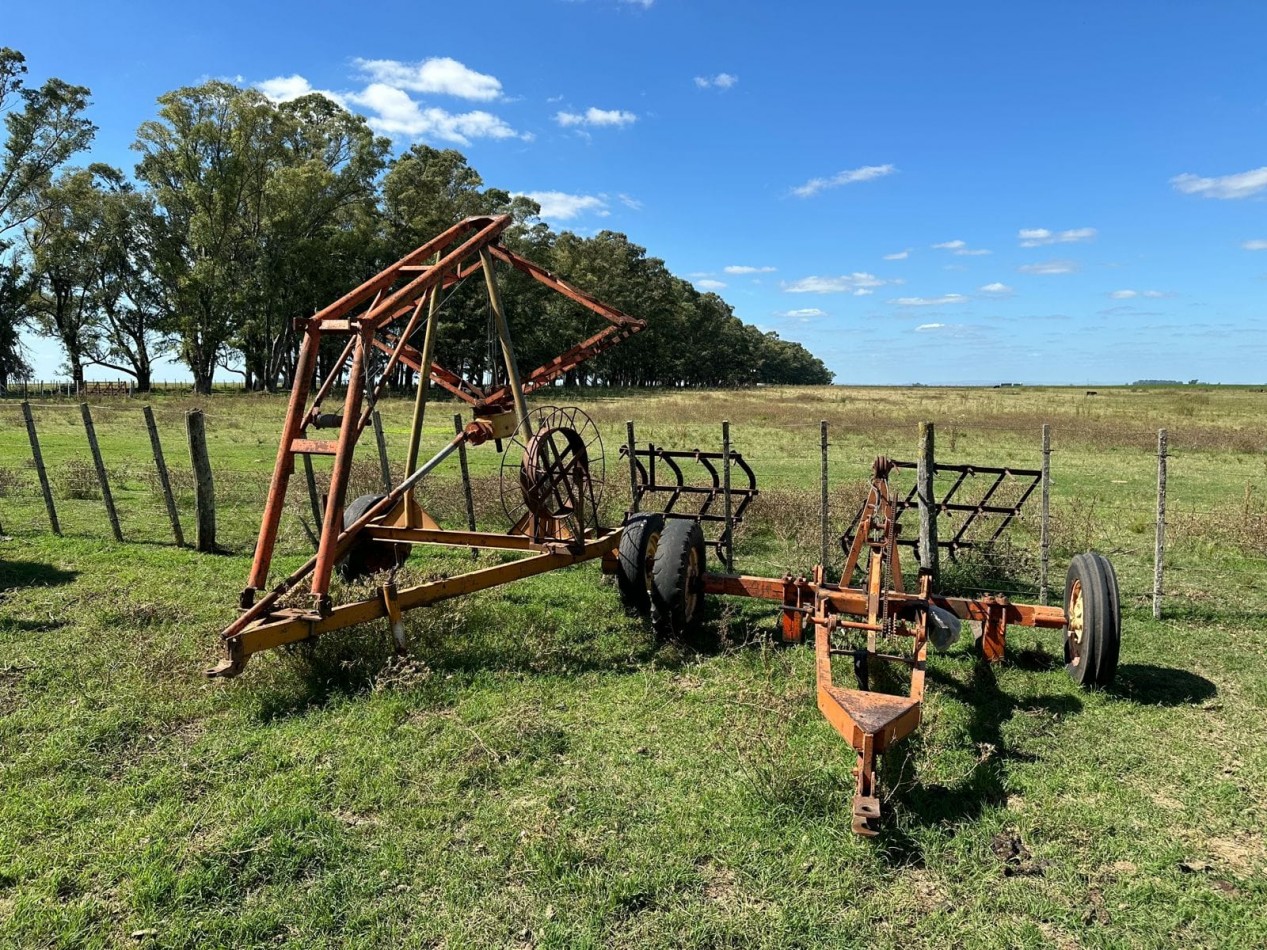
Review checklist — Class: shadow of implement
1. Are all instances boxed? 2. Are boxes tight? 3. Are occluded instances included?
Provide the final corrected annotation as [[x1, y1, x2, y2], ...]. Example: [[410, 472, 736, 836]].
[[0, 559, 79, 593], [875, 659, 1084, 865], [1109, 663, 1217, 706]]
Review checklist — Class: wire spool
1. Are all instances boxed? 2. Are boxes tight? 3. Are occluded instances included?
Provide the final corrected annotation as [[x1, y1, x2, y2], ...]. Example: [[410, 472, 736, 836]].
[[499, 406, 605, 535]]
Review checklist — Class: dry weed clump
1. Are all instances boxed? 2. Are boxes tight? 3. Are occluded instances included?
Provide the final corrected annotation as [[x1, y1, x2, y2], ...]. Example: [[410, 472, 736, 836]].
[[0, 466, 28, 498], [51, 460, 102, 500], [1167, 484, 1267, 559], [1046, 497, 1108, 558]]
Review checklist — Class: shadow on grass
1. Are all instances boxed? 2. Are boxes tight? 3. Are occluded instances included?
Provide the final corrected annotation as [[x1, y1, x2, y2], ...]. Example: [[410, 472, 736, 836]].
[[0, 559, 78, 593], [876, 659, 1083, 867], [244, 593, 708, 722], [1109, 663, 1217, 706], [1149, 601, 1267, 625]]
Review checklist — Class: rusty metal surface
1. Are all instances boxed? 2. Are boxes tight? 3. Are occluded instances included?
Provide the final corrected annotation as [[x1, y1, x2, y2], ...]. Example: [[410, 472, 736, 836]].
[[212, 216, 646, 678], [621, 444, 759, 561], [842, 458, 1042, 559], [685, 451, 1071, 836]]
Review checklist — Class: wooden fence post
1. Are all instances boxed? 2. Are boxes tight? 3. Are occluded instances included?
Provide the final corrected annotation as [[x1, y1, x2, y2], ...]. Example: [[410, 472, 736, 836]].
[[81, 403, 123, 541], [1154, 428, 1167, 620], [186, 409, 217, 552], [722, 420, 733, 572], [917, 421, 938, 584], [1040, 423, 1051, 605], [21, 401, 59, 535], [143, 405, 184, 546], [454, 413, 477, 557], [372, 409, 392, 491], [820, 420, 829, 568], [626, 420, 638, 515]]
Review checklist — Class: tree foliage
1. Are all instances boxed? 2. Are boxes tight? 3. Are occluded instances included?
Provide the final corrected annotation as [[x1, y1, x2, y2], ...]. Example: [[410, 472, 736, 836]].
[[0, 47, 95, 390], [4, 56, 832, 391]]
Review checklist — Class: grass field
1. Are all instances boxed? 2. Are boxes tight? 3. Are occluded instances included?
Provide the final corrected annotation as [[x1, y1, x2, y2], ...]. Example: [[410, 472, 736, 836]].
[[2, 385, 1267, 948]]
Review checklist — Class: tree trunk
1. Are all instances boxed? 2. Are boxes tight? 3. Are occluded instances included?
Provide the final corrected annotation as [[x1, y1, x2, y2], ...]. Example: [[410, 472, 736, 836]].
[[69, 348, 85, 394]]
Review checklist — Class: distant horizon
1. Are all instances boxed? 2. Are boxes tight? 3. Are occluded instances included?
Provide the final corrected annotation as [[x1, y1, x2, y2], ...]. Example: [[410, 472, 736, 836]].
[[4, 374, 1262, 392]]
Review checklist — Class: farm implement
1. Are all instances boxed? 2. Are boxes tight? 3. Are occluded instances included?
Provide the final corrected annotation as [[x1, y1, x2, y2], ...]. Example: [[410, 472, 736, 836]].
[[610, 453, 1120, 834], [208, 214, 643, 677], [209, 215, 1123, 836]]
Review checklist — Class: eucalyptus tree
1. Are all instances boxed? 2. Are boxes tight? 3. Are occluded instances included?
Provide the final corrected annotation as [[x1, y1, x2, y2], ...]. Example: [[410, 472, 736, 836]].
[[0, 250, 30, 388], [21, 166, 117, 391], [0, 47, 95, 388], [235, 93, 389, 390], [133, 81, 286, 393], [84, 167, 166, 390], [0, 48, 95, 236]]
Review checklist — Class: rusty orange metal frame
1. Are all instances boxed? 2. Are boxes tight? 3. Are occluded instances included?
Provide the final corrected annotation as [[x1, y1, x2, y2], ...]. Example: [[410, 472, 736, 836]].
[[693, 458, 1067, 834], [211, 215, 1074, 840], [209, 215, 645, 678]]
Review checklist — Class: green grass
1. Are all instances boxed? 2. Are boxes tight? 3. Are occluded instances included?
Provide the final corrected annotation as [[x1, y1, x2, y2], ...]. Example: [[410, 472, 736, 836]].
[[2, 385, 1267, 947]]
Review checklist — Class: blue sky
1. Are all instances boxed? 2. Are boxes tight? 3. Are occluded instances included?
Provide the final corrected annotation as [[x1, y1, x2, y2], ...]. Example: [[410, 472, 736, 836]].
[[7, 0, 1267, 385]]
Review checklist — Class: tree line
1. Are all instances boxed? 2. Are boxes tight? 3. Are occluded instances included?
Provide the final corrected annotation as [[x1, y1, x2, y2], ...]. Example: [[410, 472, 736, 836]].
[[0, 48, 833, 394]]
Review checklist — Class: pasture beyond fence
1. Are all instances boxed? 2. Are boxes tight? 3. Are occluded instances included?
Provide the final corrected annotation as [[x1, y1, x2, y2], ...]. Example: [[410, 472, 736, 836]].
[[0, 393, 1262, 625]]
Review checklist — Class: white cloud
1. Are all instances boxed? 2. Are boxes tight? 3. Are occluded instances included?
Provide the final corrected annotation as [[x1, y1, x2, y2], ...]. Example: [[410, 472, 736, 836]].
[[783, 273, 893, 294], [694, 73, 738, 90], [915, 323, 945, 331], [778, 308, 827, 318], [353, 57, 502, 101], [791, 164, 896, 198], [724, 265, 776, 275], [1243, 239, 1267, 251], [893, 294, 969, 307], [1018, 260, 1077, 275], [883, 249, 910, 260], [696, 278, 727, 290], [979, 282, 1013, 294], [1018, 227, 1097, 247], [517, 191, 609, 220], [617, 193, 642, 210], [256, 75, 330, 103], [1109, 289, 1169, 300], [346, 83, 522, 144], [1171, 166, 1267, 200], [258, 67, 525, 146], [555, 107, 637, 128], [933, 239, 990, 256]]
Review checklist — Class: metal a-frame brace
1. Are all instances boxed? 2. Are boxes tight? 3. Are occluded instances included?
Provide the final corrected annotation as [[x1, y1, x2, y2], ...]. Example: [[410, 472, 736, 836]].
[[208, 214, 645, 677]]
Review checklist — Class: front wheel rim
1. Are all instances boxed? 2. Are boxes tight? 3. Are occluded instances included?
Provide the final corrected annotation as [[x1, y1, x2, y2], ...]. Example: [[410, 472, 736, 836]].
[[685, 547, 701, 620], [1066, 579, 1085, 667]]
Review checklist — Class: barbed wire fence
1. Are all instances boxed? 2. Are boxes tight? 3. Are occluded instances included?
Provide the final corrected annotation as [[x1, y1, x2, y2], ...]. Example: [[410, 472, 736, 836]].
[[1, 398, 1262, 622]]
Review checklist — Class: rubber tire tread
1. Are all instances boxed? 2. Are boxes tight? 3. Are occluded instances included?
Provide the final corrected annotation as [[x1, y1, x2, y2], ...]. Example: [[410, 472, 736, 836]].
[[1065, 552, 1119, 689], [1090, 552, 1122, 687], [650, 519, 706, 639], [616, 512, 664, 614]]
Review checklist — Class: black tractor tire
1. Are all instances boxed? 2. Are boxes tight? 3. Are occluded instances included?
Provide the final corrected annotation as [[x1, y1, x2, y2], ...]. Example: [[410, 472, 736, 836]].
[[616, 512, 664, 614], [650, 518, 706, 639], [336, 493, 409, 581], [1063, 552, 1122, 688]]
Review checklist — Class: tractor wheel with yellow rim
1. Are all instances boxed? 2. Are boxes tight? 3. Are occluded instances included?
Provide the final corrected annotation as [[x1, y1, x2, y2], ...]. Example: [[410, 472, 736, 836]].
[[1063, 552, 1121, 688]]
